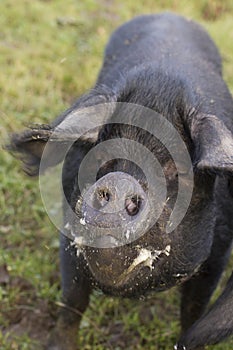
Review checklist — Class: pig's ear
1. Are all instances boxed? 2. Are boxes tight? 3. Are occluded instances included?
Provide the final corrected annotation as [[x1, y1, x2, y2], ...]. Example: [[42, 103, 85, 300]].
[[191, 114, 233, 174], [6, 125, 54, 176], [7, 123, 100, 176]]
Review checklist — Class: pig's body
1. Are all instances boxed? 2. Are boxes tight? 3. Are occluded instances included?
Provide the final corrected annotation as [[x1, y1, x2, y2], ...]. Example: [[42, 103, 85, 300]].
[[9, 13, 233, 350]]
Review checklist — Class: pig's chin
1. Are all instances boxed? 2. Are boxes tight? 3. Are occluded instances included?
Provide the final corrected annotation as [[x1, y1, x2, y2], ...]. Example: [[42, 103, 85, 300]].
[[82, 242, 177, 297]]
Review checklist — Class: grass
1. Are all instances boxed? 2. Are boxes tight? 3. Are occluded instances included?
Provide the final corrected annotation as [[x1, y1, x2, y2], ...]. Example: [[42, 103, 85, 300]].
[[1, 0, 233, 349]]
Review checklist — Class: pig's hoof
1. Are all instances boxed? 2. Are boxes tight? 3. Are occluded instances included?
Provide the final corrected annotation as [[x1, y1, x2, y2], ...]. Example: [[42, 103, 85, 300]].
[[174, 344, 186, 350], [46, 336, 78, 350], [174, 344, 205, 350], [45, 322, 79, 350]]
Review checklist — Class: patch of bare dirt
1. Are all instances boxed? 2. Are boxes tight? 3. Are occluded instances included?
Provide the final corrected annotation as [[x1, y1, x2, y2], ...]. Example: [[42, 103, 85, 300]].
[[0, 266, 58, 349]]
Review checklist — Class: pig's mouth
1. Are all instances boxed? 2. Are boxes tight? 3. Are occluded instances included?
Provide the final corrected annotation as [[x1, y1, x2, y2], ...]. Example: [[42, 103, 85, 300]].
[[111, 245, 171, 287], [74, 239, 173, 293]]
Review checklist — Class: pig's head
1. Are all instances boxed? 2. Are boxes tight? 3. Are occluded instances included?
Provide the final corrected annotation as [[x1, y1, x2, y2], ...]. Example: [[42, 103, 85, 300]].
[[8, 102, 233, 297]]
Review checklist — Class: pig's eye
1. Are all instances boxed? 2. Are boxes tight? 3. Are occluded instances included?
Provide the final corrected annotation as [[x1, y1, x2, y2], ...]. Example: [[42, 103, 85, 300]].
[[125, 195, 141, 216]]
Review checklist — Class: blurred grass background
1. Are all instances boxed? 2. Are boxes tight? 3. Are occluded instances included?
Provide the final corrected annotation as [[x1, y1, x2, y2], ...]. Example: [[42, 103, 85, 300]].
[[1, 0, 233, 349]]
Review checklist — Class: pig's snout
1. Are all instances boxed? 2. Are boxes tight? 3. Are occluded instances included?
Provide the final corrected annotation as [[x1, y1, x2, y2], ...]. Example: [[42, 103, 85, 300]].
[[79, 172, 149, 246], [82, 172, 146, 226], [94, 187, 142, 216]]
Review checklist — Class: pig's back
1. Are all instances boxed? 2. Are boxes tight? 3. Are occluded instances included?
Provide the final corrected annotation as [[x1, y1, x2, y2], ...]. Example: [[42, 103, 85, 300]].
[[96, 13, 233, 132], [97, 13, 222, 85]]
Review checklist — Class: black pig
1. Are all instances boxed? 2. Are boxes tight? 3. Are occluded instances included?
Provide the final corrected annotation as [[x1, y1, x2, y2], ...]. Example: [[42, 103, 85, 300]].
[[8, 13, 233, 350]]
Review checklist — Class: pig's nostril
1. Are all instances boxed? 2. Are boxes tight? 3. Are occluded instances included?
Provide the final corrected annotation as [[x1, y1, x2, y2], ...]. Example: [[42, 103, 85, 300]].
[[94, 188, 110, 209], [125, 195, 141, 216], [98, 189, 110, 202]]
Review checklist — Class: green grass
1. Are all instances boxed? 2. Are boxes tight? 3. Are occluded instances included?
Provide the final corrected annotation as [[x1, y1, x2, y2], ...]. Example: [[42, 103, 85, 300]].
[[1, 0, 233, 349]]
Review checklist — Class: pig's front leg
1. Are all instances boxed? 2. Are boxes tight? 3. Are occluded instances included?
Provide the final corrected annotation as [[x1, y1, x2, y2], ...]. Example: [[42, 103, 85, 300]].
[[179, 265, 222, 350], [180, 237, 231, 331], [177, 271, 233, 350], [178, 215, 233, 350], [46, 233, 92, 350]]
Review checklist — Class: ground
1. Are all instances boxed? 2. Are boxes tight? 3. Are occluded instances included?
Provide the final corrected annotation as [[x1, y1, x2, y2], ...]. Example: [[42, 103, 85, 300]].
[[1, 0, 233, 349]]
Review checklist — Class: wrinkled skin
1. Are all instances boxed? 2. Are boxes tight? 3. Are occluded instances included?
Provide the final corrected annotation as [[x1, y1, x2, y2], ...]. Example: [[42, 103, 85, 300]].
[[8, 13, 233, 350]]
